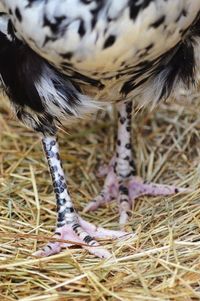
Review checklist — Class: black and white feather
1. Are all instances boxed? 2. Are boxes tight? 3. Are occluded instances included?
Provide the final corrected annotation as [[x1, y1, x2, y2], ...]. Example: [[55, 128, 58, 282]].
[[0, 0, 200, 132], [0, 11, 100, 135]]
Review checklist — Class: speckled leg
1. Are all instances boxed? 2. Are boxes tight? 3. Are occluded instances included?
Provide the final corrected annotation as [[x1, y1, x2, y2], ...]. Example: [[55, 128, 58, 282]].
[[34, 136, 128, 259], [85, 102, 188, 227], [115, 102, 136, 225]]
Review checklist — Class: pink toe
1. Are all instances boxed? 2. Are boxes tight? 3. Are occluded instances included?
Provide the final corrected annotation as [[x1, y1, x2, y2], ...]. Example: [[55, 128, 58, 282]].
[[79, 217, 128, 239], [128, 179, 189, 200], [83, 200, 100, 212], [84, 246, 111, 258], [33, 243, 61, 257]]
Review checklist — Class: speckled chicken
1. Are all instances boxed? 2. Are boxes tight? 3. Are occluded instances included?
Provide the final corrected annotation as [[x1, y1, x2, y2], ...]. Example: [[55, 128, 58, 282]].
[[0, 0, 200, 258]]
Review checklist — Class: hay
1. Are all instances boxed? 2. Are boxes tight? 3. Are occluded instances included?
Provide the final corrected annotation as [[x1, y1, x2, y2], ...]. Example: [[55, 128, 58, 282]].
[[0, 94, 200, 301]]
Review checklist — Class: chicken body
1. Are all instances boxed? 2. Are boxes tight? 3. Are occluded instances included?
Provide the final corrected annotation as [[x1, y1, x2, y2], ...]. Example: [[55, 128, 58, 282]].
[[0, 0, 200, 257]]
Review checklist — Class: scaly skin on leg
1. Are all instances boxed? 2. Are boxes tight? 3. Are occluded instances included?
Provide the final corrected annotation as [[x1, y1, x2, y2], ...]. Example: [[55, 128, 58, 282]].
[[34, 136, 128, 258], [85, 102, 188, 228], [115, 102, 136, 225], [85, 102, 136, 225]]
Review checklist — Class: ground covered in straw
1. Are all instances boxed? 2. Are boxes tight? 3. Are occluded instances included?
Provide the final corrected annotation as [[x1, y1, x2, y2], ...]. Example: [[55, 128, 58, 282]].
[[0, 94, 200, 301]]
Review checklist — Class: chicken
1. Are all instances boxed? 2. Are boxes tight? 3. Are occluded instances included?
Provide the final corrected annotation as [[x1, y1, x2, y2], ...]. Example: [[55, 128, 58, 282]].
[[0, 0, 200, 258]]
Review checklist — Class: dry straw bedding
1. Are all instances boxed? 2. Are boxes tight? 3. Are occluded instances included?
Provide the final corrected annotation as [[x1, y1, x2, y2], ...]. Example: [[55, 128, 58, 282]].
[[0, 94, 200, 300]]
